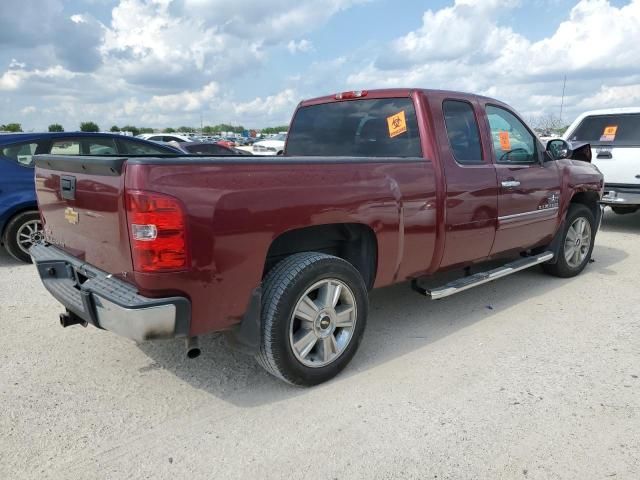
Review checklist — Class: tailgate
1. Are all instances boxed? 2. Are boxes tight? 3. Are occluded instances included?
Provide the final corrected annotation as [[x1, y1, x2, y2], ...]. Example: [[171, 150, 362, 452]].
[[34, 155, 133, 276]]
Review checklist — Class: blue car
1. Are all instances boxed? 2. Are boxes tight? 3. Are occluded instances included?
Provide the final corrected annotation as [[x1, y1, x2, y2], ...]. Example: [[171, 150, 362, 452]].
[[0, 132, 177, 262]]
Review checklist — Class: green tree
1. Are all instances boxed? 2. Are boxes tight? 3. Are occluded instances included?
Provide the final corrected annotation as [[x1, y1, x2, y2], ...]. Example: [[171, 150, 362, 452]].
[[138, 127, 154, 134], [48, 124, 64, 132], [178, 126, 195, 133], [80, 121, 100, 132], [261, 125, 289, 135], [163, 127, 176, 133], [1, 123, 23, 132], [121, 125, 140, 136], [110, 125, 120, 132]]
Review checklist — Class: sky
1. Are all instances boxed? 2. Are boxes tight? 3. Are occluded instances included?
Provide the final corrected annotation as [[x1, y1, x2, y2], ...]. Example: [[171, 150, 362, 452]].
[[1, 0, 639, 131]]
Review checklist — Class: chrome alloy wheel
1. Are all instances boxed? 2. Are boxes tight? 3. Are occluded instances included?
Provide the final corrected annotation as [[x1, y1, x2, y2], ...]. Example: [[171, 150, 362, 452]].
[[564, 217, 592, 268], [289, 279, 357, 368], [16, 219, 43, 255]]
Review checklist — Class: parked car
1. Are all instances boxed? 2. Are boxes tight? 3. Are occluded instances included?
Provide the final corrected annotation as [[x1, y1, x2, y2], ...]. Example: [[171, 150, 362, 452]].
[[0, 132, 177, 262], [217, 138, 238, 148], [136, 133, 194, 144], [253, 133, 287, 155], [564, 108, 640, 214], [169, 141, 252, 155], [31, 88, 602, 386]]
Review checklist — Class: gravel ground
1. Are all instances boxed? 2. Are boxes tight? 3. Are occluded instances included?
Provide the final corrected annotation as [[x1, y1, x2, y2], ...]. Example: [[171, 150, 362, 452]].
[[1, 210, 639, 480]]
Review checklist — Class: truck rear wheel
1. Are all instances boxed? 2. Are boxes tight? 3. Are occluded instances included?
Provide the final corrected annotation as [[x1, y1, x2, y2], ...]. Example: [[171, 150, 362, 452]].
[[2, 211, 43, 263], [256, 252, 368, 386], [543, 204, 596, 278]]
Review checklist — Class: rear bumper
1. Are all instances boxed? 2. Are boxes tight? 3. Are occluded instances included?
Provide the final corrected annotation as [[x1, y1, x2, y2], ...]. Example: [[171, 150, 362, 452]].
[[601, 184, 640, 206], [30, 243, 190, 342]]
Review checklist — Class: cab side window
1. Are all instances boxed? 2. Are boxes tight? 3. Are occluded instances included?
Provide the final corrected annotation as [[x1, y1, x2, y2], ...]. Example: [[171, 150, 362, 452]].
[[443, 100, 483, 164], [486, 105, 536, 164], [0, 142, 39, 167]]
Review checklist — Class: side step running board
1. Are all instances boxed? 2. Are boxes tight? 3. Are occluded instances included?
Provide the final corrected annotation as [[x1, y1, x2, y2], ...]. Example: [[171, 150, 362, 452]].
[[412, 252, 554, 300]]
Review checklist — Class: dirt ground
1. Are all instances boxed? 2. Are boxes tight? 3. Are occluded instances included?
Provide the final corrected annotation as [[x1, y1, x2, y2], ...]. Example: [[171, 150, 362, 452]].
[[1, 209, 639, 479]]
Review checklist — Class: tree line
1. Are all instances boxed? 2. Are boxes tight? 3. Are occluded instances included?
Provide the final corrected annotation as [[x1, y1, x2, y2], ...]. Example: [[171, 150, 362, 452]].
[[2, 122, 290, 135]]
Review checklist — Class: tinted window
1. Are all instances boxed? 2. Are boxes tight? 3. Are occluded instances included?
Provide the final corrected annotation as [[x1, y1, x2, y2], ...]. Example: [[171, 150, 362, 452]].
[[1, 142, 38, 167], [443, 100, 483, 164], [51, 140, 80, 155], [119, 139, 173, 155], [286, 98, 422, 157], [568, 113, 640, 146], [486, 105, 536, 164], [184, 144, 231, 154], [148, 136, 163, 142], [50, 138, 118, 155], [86, 138, 117, 155]]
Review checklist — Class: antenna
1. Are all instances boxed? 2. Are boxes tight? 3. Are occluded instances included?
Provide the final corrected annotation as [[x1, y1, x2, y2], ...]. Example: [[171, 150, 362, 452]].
[[559, 75, 567, 124]]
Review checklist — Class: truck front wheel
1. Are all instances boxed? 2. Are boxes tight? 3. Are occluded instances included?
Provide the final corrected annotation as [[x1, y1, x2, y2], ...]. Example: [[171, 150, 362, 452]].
[[543, 204, 596, 278], [256, 252, 368, 386]]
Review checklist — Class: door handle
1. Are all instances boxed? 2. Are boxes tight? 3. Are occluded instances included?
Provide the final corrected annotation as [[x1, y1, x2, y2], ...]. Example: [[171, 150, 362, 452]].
[[501, 180, 521, 188], [597, 151, 612, 159]]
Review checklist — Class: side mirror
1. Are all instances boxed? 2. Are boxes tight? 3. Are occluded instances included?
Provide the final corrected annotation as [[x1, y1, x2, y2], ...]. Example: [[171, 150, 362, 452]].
[[546, 139, 572, 160]]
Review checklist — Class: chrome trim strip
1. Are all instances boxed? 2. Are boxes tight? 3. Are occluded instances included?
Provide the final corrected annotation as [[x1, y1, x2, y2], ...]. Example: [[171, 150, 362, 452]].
[[498, 207, 559, 221]]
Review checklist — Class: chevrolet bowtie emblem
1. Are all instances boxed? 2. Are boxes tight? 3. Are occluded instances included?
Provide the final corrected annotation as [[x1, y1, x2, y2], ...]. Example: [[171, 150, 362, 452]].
[[64, 207, 79, 225]]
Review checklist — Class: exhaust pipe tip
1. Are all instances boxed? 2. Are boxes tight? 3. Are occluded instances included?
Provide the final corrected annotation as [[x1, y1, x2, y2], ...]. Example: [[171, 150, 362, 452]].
[[186, 337, 201, 359]]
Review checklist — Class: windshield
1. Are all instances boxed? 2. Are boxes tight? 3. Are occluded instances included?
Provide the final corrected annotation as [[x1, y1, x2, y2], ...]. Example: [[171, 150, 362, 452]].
[[286, 98, 422, 157], [568, 113, 640, 146]]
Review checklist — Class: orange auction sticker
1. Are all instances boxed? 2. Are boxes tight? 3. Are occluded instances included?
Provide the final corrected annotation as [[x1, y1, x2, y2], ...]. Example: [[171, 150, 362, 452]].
[[387, 111, 407, 138], [600, 125, 618, 142], [499, 131, 511, 151]]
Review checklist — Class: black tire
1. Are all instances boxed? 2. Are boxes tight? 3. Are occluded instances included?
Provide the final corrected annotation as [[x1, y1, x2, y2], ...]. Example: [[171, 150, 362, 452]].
[[256, 252, 368, 386], [611, 206, 638, 215], [2, 211, 42, 263], [543, 204, 596, 278]]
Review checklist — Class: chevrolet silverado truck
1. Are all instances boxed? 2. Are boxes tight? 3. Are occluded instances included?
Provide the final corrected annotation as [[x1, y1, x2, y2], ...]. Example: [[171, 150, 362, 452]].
[[31, 89, 603, 386]]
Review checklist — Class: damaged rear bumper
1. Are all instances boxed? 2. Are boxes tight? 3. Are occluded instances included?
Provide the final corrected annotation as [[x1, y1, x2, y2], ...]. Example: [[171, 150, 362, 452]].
[[30, 243, 190, 342]]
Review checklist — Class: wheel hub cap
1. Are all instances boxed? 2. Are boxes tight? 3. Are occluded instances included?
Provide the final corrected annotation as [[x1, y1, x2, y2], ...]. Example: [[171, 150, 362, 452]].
[[17, 220, 44, 255], [564, 216, 592, 268], [289, 279, 357, 368]]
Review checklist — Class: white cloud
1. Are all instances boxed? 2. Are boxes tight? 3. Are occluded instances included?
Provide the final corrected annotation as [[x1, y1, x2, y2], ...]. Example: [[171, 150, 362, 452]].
[[351, 0, 640, 122], [20, 106, 37, 115], [232, 88, 299, 118], [578, 84, 640, 109], [0, 65, 76, 91], [287, 39, 314, 54]]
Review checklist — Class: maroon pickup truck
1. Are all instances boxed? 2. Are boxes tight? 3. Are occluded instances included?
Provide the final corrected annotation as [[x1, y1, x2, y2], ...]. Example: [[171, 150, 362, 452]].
[[31, 89, 603, 385]]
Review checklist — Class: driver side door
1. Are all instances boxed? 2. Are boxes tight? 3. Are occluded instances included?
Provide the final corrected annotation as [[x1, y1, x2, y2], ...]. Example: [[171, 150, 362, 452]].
[[483, 104, 562, 255]]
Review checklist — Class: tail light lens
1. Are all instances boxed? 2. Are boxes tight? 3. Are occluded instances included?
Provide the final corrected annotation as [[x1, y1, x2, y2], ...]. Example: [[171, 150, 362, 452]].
[[126, 190, 188, 272], [335, 90, 368, 100]]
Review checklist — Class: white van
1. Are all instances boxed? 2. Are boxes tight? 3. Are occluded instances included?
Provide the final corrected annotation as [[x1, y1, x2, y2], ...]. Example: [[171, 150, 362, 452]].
[[564, 108, 640, 214]]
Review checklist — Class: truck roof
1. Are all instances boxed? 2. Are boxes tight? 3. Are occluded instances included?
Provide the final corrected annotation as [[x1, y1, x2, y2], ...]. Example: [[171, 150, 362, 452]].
[[299, 88, 495, 107]]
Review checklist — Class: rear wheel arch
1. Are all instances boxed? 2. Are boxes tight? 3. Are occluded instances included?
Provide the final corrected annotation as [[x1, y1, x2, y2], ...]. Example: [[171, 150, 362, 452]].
[[263, 223, 378, 290]]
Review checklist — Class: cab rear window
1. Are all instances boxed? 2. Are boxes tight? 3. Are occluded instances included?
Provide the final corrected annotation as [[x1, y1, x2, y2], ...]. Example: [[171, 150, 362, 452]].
[[569, 113, 640, 146], [286, 98, 422, 157]]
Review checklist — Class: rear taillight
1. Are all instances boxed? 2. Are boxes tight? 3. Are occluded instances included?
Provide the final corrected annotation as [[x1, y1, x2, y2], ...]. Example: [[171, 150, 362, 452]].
[[126, 190, 188, 272]]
